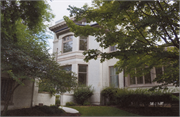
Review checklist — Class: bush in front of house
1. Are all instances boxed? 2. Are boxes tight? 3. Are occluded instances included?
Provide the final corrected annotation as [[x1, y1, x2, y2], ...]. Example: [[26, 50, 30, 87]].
[[66, 102, 76, 106], [55, 95, 60, 106], [101, 87, 118, 105], [73, 85, 94, 105], [33, 105, 63, 114], [101, 87, 178, 107]]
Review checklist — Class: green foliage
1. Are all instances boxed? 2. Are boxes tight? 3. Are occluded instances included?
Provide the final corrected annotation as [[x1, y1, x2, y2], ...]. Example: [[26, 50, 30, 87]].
[[33, 105, 63, 114], [101, 87, 118, 105], [56, 95, 60, 99], [66, 102, 76, 106], [83, 101, 91, 106], [1, 0, 77, 115], [64, 0, 179, 89], [73, 85, 94, 105], [101, 88, 178, 107], [55, 99, 60, 106]]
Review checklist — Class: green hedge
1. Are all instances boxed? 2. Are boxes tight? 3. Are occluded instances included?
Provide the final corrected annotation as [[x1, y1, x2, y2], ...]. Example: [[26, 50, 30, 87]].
[[101, 87, 179, 107]]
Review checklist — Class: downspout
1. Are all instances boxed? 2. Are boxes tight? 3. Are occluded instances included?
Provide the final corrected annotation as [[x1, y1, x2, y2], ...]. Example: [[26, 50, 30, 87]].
[[31, 79, 35, 107]]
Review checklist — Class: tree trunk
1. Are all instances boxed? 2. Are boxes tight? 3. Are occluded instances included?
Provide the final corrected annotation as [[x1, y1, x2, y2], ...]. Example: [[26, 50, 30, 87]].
[[2, 84, 20, 116], [2, 90, 13, 116]]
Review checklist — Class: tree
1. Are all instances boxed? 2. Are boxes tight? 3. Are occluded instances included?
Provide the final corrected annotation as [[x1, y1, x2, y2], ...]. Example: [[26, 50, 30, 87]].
[[1, 0, 77, 115], [63, 0, 179, 89]]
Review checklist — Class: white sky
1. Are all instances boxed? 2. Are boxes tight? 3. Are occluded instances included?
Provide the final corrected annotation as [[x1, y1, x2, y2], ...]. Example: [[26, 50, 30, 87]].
[[47, 0, 92, 54]]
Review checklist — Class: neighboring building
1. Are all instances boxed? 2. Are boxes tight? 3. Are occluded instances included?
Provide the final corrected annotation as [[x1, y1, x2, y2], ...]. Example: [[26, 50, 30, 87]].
[[1, 73, 55, 111], [49, 18, 178, 105]]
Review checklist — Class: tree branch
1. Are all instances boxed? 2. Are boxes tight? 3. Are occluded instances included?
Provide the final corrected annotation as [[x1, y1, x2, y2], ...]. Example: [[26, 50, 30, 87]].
[[157, 1, 179, 48]]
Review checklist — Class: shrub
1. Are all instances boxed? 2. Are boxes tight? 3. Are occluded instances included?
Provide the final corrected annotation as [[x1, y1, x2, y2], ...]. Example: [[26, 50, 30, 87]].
[[101, 87, 176, 107], [55, 99, 60, 106], [101, 87, 118, 105], [73, 85, 94, 105], [83, 101, 91, 106], [33, 105, 63, 114], [66, 102, 76, 106], [56, 95, 60, 99]]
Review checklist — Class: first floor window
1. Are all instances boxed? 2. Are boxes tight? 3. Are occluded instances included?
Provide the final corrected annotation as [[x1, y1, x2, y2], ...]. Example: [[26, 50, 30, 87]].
[[129, 68, 152, 85], [78, 65, 87, 85], [1, 78, 14, 102], [110, 66, 119, 88], [155, 67, 163, 78], [62, 65, 72, 71]]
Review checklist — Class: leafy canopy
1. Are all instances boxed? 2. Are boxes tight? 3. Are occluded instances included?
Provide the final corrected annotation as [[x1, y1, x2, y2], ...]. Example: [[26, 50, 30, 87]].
[[63, 0, 179, 89], [1, 0, 77, 94]]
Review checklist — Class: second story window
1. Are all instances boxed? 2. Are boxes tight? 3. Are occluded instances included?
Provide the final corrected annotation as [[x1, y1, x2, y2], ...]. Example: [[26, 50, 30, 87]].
[[110, 45, 117, 52], [79, 36, 87, 50], [63, 35, 73, 53]]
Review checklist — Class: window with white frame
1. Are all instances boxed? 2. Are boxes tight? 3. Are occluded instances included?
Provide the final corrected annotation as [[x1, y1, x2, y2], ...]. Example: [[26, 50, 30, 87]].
[[79, 36, 87, 50], [62, 35, 73, 53], [109, 66, 119, 88], [130, 68, 151, 85], [78, 65, 87, 85]]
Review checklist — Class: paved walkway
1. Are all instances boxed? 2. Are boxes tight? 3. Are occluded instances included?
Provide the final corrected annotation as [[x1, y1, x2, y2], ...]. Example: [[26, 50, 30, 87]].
[[59, 106, 79, 113]]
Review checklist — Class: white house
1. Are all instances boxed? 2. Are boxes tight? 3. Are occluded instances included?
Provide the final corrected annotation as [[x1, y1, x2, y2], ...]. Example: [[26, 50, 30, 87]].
[[49, 18, 179, 106]]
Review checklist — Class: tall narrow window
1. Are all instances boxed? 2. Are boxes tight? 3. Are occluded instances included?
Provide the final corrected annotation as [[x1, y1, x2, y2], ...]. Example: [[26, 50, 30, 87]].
[[78, 65, 87, 85], [130, 75, 136, 84], [144, 70, 151, 84], [63, 35, 73, 53], [109, 67, 119, 88], [79, 36, 87, 50], [136, 69, 143, 84], [155, 67, 162, 78]]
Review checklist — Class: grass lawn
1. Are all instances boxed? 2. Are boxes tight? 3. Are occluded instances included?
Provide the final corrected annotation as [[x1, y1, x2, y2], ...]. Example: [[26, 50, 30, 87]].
[[70, 106, 139, 116]]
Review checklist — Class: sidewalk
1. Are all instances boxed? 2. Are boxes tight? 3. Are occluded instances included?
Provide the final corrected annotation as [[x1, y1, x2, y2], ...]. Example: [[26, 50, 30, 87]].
[[59, 106, 79, 113]]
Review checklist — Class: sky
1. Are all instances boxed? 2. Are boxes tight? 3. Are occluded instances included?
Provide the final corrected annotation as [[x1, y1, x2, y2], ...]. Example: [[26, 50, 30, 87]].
[[46, 0, 92, 54]]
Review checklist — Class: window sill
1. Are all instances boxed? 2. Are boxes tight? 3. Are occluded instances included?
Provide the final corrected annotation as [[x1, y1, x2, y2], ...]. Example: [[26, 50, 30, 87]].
[[127, 84, 157, 88], [60, 51, 84, 56]]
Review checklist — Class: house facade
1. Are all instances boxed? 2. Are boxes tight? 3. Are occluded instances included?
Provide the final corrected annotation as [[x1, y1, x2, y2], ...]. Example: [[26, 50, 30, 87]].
[[49, 18, 178, 105], [1, 73, 55, 111]]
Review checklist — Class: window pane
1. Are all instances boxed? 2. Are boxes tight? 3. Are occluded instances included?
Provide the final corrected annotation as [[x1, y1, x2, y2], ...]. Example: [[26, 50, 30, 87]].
[[78, 73, 86, 85], [63, 41, 73, 53], [80, 40, 87, 50], [110, 45, 117, 51], [145, 71, 151, 84], [156, 67, 162, 77], [80, 36, 87, 50], [79, 65, 87, 72], [110, 67, 119, 88], [130, 76, 136, 84], [137, 76, 143, 84], [62, 65, 72, 71]]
